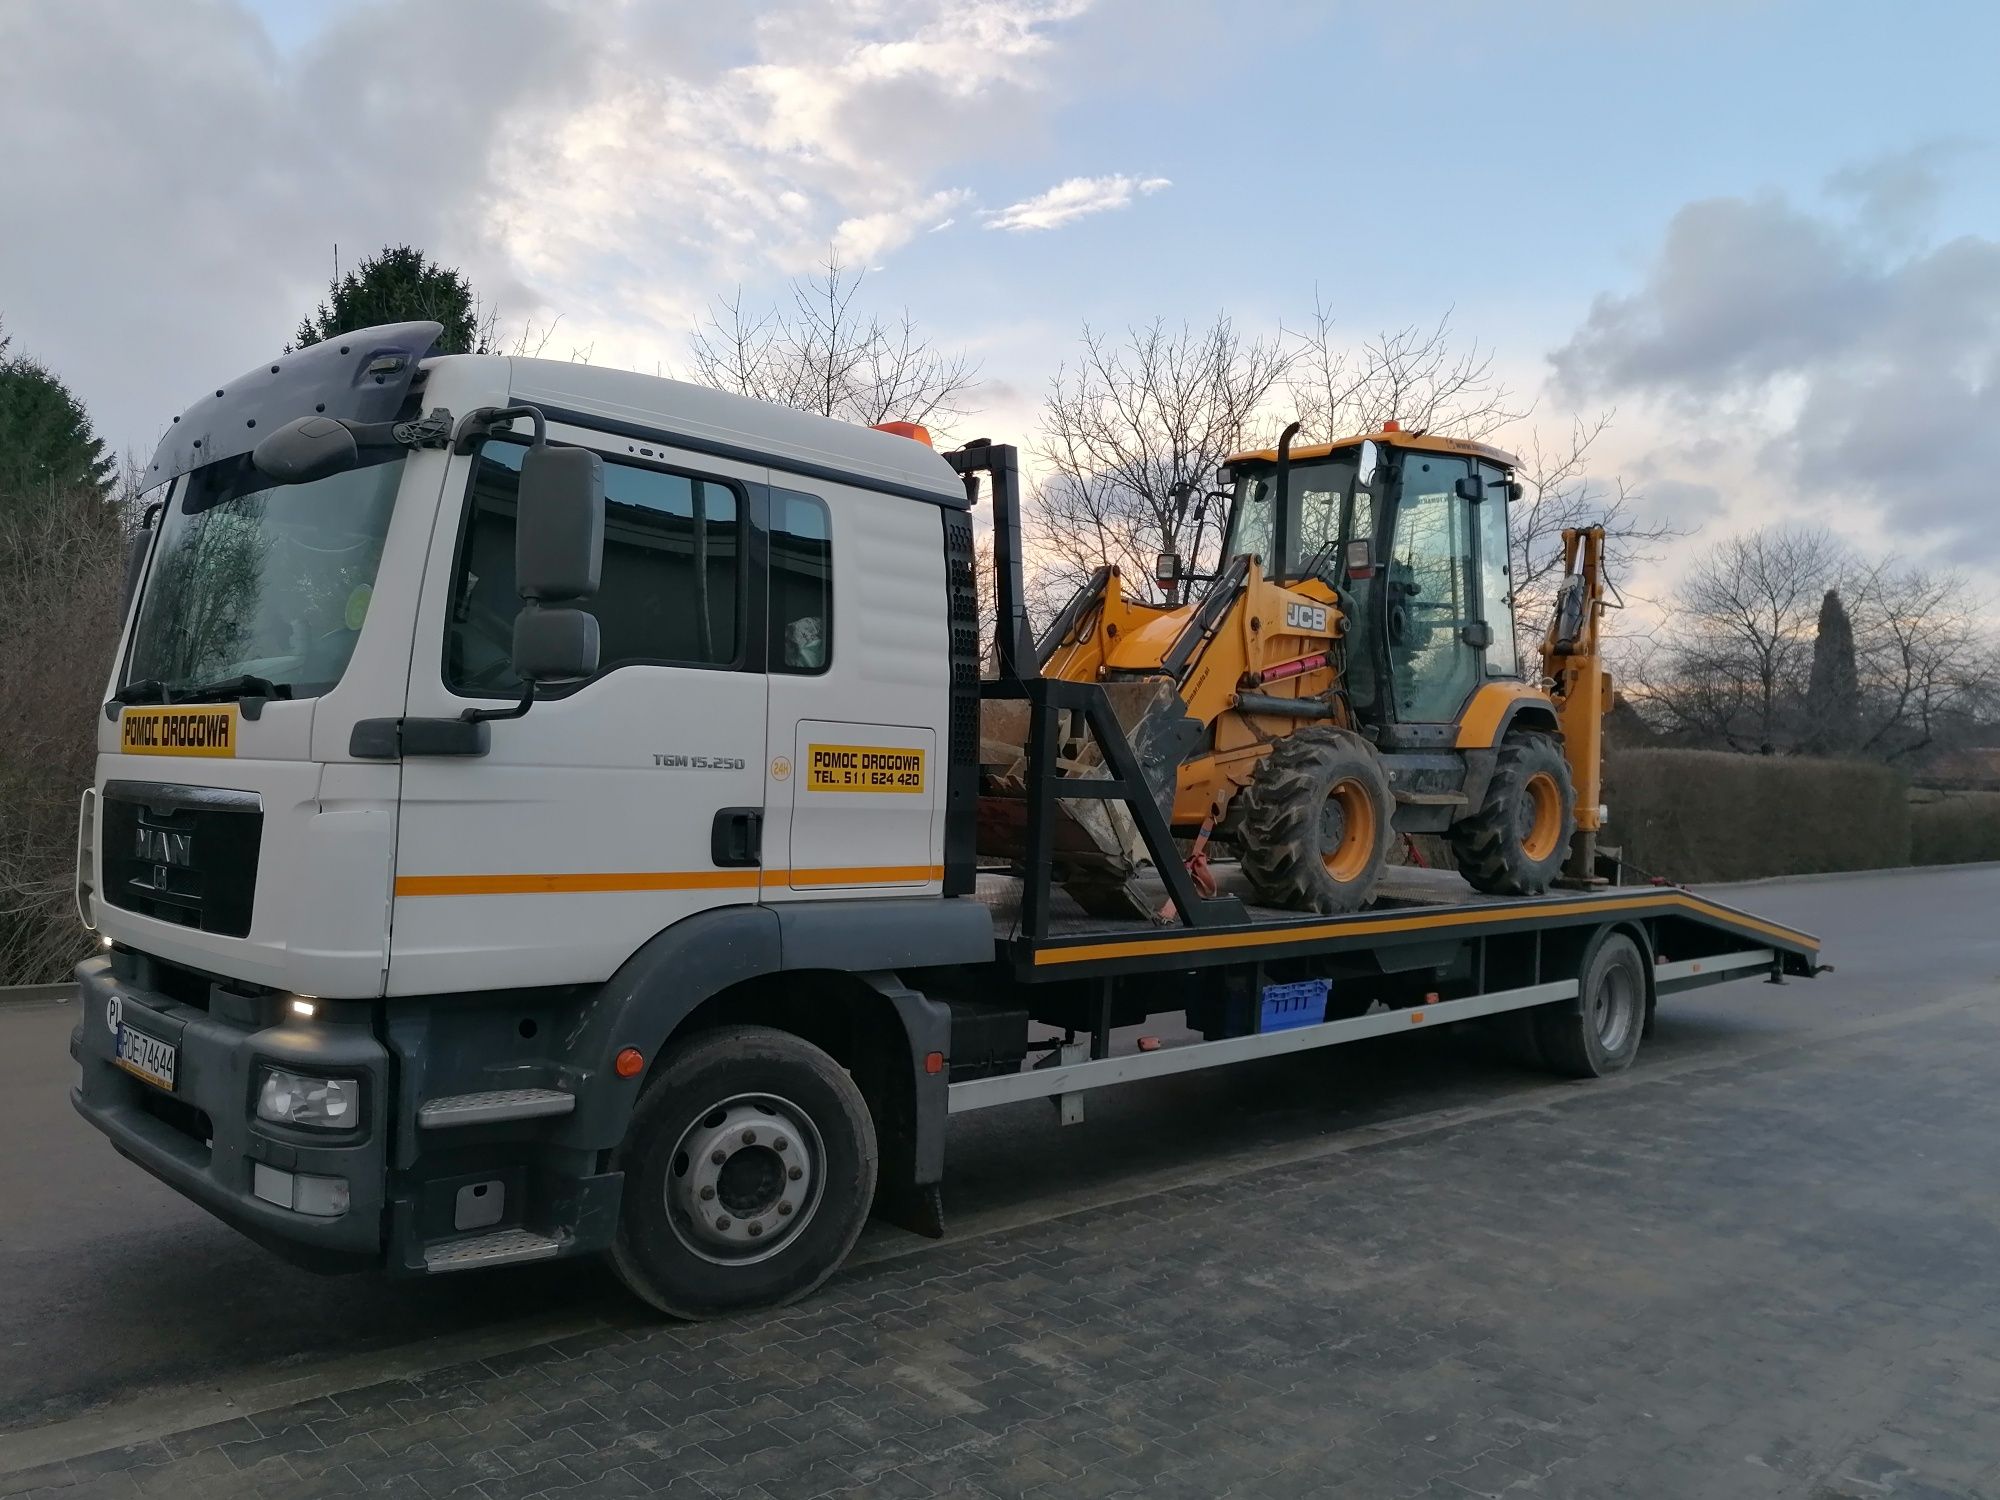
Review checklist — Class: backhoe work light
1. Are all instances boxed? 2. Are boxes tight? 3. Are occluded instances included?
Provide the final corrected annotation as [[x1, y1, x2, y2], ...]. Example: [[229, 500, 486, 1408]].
[[255, 1067, 359, 1129]]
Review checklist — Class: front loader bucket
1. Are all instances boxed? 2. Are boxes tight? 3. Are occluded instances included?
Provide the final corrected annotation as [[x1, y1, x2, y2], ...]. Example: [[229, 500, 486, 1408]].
[[977, 680, 1199, 919]]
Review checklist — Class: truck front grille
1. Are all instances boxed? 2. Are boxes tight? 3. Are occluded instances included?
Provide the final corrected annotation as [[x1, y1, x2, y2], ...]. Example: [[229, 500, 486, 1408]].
[[100, 781, 263, 938]]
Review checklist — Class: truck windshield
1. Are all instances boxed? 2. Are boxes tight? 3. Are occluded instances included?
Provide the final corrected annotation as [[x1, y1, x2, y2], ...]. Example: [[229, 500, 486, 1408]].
[[123, 451, 404, 701], [1222, 452, 1358, 577]]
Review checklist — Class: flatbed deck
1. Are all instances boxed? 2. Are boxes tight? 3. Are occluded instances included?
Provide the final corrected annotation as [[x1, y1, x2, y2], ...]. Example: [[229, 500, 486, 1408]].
[[975, 862, 1821, 979], [949, 864, 1819, 1115]]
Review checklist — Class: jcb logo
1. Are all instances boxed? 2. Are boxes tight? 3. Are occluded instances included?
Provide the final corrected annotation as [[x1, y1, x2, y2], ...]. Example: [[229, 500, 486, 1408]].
[[1284, 601, 1328, 632]]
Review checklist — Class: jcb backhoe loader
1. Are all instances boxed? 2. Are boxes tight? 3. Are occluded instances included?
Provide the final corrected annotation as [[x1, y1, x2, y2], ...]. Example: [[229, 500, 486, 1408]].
[[979, 422, 1609, 916]]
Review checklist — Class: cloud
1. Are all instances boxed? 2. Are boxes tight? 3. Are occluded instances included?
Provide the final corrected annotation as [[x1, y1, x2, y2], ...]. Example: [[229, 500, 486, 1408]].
[[0, 0, 1096, 461], [983, 174, 1171, 232], [1549, 161, 2000, 559]]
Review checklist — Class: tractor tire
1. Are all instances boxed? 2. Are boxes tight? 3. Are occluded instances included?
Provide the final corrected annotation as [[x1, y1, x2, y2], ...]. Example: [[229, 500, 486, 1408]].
[[1449, 730, 1576, 895], [1236, 728, 1395, 914]]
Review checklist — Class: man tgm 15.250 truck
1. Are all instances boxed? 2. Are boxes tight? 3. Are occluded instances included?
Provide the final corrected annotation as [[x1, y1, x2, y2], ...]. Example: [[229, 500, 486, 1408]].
[[72, 322, 1819, 1317]]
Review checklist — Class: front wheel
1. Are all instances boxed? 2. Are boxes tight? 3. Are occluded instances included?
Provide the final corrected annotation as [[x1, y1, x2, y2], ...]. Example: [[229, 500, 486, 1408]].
[[1449, 730, 1576, 895], [1236, 728, 1396, 914], [611, 1025, 877, 1319]]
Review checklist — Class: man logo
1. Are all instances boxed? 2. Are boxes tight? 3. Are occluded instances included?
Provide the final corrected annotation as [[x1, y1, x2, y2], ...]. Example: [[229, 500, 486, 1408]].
[[134, 828, 193, 867]]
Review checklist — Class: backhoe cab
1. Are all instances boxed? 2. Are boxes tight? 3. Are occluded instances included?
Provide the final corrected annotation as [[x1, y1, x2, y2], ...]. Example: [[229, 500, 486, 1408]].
[[1001, 423, 1609, 917]]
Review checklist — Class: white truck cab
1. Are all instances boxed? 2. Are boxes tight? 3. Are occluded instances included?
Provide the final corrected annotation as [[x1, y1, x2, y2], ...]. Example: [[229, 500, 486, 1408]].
[[73, 322, 988, 1312]]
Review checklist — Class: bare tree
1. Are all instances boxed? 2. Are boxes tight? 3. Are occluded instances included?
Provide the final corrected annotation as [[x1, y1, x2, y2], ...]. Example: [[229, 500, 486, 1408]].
[[689, 252, 978, 431], [1846, 562, 1999, 762], [1028, 316, 1289, 617], [1283, 299, 1525, 444], [1627, 522, 2000, 761], [1629, 526, 1849, 752], [1507, 411, 1681, 655]]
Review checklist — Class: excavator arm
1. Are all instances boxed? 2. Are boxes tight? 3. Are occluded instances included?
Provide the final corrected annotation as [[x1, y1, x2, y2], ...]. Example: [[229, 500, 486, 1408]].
[[1540, 525, 1611, 878]]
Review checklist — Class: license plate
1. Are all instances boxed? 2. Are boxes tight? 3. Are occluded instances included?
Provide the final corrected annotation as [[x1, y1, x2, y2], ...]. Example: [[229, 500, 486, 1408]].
[[114, 1022, 178, 1091]]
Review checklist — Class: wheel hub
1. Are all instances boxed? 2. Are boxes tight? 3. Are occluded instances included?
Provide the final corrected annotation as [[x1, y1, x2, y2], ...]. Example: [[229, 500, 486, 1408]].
[[666, 1095, 822, 1264], [1592, 965, 1639, 1054]]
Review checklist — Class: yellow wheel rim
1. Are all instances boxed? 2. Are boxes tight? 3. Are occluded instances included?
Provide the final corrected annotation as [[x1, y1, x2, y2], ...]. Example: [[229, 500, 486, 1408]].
[[1522, 772, 1563, 862], [1322, 778, 1377, 884]]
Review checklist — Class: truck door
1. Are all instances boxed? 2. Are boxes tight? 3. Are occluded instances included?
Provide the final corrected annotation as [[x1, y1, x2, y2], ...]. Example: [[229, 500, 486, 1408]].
[[388, 433, 766, 996], [761, 483, 945, 897]]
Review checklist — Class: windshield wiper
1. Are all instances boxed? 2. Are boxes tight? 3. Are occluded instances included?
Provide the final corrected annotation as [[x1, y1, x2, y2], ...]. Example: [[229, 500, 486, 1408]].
[[113, 679, 171, 705], [176, 674, 294, 704]]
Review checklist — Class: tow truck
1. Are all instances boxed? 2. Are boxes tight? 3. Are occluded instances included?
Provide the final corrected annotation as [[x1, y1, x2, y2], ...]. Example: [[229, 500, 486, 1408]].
[[71, 322, 1819, 1317]]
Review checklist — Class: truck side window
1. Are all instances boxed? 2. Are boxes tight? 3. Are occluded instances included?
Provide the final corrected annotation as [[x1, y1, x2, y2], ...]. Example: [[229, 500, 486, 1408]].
[[447, 440, 742, 693], [769, 488, 832, 673]]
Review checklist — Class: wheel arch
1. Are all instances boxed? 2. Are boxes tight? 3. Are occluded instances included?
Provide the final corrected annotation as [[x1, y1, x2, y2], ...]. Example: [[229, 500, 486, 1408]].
[[556, 897, 986, 1231], [1454, 682, 1561, 751], [1497, 699, 1561, 742]]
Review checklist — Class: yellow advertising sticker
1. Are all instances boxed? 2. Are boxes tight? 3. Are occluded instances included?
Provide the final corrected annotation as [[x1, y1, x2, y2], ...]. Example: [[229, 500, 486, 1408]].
[[119, 704, 238, 758], [806, 743, 926, 794]]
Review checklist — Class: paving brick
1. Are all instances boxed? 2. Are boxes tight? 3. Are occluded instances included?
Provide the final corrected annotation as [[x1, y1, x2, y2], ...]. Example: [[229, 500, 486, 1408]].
[[21, 1007, 2000, 1499]]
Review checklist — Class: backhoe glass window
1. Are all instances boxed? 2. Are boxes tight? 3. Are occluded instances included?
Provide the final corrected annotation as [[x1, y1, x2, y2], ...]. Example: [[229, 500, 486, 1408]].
[[447, 441, 741, 694], [1476, 461, 1518, 675], [1222, 453, 1357, 576], [1384, 454, 1481, 722], [124, 452, 403, 699]]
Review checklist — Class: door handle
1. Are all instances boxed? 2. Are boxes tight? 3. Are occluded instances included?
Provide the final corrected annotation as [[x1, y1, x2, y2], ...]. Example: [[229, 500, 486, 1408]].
[[711, 807, 763, 868]]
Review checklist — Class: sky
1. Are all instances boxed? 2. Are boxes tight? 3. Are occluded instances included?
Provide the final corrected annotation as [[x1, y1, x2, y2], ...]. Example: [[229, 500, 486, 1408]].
[[3, 0, 1998, 598]]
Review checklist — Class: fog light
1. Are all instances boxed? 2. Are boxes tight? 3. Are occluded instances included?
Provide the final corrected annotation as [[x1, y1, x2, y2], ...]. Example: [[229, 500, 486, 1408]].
[[252, 1162, 292, 1207], [251, 1163, 349, 1217], [256, 1067, 359, 1128], [293, 1173, 350, 1217]]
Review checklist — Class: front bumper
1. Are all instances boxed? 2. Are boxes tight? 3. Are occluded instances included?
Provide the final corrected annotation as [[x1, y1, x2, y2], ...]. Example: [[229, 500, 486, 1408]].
[[70, 955, 390, 1270]]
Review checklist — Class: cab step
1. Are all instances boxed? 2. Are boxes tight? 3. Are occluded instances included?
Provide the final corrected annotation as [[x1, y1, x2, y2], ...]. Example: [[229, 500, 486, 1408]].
[[424, 1227, 564, 1272], [1393, 790, 1468, 807], [418, 1088, 575, 1128]]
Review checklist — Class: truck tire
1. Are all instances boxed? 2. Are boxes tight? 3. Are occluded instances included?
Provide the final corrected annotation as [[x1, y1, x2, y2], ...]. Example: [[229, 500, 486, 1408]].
[[1449, 730, 1575, 895], [610, 1025, 877, 1319], [1237, 728, 1395, 914], [1535, 930, 1647, 1078]]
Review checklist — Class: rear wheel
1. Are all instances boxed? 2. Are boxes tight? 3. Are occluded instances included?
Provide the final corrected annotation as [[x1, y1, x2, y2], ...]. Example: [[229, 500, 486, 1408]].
[[1450, 730, 1576, 894], [1535, 931, 1648, 1078], [611, 1025, 877, 1319], [1237, 729, 1395, 914]]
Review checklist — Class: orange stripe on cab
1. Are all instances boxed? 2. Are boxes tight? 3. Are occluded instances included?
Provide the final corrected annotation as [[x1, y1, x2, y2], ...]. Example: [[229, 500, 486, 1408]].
[[392, 865, 945, 897]]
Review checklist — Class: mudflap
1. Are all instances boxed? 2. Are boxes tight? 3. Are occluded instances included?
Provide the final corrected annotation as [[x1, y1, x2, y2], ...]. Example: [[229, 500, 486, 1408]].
[[874, 1178, 946, 1239]]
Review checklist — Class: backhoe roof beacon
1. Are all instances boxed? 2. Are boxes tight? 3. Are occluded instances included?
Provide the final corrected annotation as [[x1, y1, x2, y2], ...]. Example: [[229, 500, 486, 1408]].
[[72, 322, 1820, 1317]]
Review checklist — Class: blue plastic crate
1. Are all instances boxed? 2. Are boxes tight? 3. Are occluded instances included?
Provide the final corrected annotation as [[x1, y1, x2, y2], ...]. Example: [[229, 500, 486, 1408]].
[[1260, 977, 1330, 1032]]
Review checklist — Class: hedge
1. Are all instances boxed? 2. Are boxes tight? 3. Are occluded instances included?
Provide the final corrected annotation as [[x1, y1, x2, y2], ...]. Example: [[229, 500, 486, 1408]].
[[1911, 793, 2000, 866], [1601, 749, 1909, 884]]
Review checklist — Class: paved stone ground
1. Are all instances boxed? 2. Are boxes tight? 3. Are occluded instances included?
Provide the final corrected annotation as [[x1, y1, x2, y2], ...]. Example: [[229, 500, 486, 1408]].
[[7, 984, 2000, 1500]]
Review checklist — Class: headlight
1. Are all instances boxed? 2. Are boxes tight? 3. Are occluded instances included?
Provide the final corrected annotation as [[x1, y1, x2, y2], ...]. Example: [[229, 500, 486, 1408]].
[[256, 1067, 360, 1129]]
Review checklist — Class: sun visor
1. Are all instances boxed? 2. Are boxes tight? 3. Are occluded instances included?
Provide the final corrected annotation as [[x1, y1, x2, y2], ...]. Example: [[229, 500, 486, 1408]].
[[143, 320, 443, 488]]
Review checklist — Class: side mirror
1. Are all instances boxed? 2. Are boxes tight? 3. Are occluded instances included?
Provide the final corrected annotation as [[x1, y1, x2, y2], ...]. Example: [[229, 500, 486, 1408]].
[[514, 445, 605, 603], [511, 445, 605, 685], [251, 415, 360, 484], [1454, 475, 1485, 502], [1355, 439, 1379, 489], [513, 605, 600, 683]]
